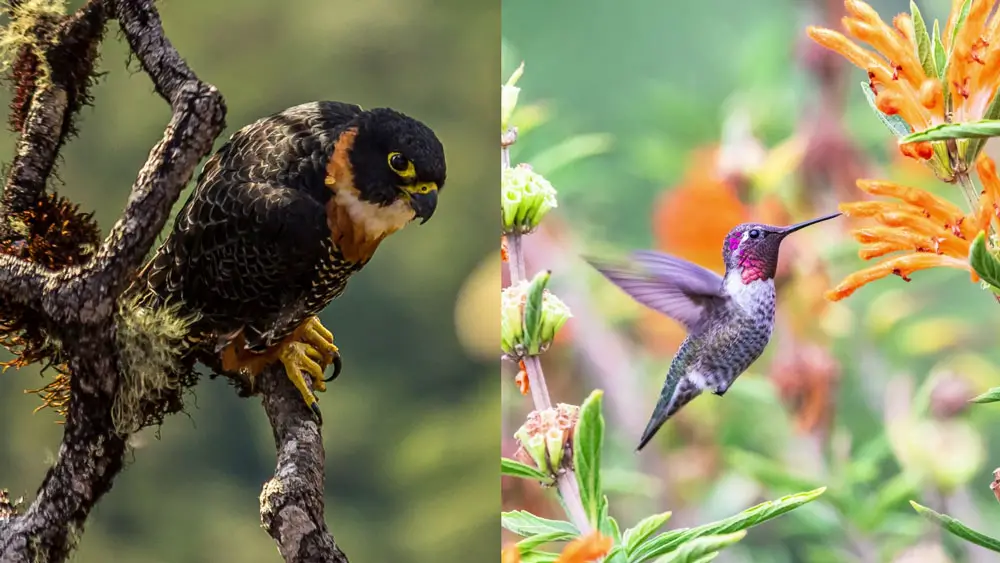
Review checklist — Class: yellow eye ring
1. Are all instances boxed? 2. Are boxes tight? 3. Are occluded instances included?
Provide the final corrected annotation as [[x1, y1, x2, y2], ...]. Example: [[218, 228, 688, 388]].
[[388, 152, 414, 177]]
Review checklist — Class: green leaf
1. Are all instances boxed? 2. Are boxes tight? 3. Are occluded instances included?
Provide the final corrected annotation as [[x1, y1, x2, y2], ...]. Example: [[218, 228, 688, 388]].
[[523, 270, 551, 354], [859, 472, 919, 530], [910, 2, 936, 78], [502, 510, 581, 538], [604, 513, 622, 544], [970, 386, 1000, 403], [860, 82, 913, 138], [605, 545, 629, 563], [969, 231, 1000, 290], [652, 531, 746, 563], [901, 120, 1000, 143], [502, 457, 553, 482], [517, 531, 578, 550], [727, 450, 838, 508], [844, 436, 891, 487], [949, 0, 973, 50], [623, 511, 673, 556], [530, 133, 614, 177], [690, 555, 720, 563], [933, 20, 947, 80], [518, 550, 560, 563], [574, 389, 605, 528], [910, 501, 1000, 552], [631, 488, 826, 562]]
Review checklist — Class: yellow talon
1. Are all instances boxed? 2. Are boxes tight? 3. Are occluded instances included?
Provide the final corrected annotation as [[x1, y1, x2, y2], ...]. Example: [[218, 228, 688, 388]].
[[279, 341, 328, 421], [301, 317, 339, 367], [274, 317, 342, 422]]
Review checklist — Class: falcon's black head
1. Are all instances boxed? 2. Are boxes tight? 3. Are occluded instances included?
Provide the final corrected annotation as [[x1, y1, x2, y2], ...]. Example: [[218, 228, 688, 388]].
[[346, 108, 447, 224]]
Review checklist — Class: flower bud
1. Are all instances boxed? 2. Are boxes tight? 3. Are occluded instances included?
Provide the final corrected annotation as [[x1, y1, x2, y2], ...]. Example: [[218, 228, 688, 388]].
[[538, 294, 572, 349], [500, 273, 573, 358], [500, 280, 528, 356], [501, 62, 525, 132], [514, 404, 581, 475], [502, 164, 558, 234]]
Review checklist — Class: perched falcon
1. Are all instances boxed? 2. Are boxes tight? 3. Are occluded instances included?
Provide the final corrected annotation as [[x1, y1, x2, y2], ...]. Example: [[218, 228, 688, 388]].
[[132, 101, 446, 421]]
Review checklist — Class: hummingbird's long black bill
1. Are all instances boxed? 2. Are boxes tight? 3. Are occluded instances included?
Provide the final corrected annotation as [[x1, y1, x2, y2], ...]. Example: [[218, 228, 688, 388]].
[[777, 211, 842, 237]]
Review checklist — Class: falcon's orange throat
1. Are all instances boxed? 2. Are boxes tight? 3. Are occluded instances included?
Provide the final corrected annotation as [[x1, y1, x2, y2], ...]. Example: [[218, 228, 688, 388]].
[[323, 127, 415, 263]]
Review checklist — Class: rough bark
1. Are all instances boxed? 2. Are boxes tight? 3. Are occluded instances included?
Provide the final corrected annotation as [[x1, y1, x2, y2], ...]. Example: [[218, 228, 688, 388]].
[[0, 1, 347, 562], [260, 365, 349, 563]]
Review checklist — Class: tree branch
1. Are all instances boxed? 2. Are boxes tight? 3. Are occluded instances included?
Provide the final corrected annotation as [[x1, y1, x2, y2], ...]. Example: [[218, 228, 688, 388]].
[[63, 79, 225, 323], [0, 337, 127, 563], [259, 365, 348, 563], [56, 0, 226, 323], [0, 254, 50, 308], [0, 0, 224, 561], [1, 0, 107, 220], [0, 1, 353, 561], [109, 0, 198, 104]]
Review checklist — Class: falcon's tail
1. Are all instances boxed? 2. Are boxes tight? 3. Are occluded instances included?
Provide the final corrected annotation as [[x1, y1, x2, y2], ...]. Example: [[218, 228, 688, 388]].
[[636, 372, 703, 452]]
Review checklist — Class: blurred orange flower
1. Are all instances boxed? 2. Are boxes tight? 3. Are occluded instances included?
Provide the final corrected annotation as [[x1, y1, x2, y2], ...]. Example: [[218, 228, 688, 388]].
[[652, 147, 747, 272], [807, 0, 1000, 161], [827, 154, 1000, 300], [556, 532, 614, 563], [770, 340, 840, 434], [499, 532, 612, 563], [642, 147, 749, 355]]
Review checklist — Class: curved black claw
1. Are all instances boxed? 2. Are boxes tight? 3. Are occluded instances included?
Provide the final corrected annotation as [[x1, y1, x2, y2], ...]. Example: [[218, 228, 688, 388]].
[[310, 401, 323, 425], [324, 354, 342, 382]]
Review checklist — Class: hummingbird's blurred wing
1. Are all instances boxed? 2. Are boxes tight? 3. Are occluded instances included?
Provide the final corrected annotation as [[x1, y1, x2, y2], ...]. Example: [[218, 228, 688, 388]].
[[585, 250, 726, 333]]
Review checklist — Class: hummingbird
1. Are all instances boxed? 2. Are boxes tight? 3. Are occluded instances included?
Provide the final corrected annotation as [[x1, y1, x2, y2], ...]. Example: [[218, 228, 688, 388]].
[[586, 212, 841, 451]]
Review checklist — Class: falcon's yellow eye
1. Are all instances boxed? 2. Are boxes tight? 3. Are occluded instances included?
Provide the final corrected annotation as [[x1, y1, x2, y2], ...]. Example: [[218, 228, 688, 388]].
[[388, 152, 415, 178]]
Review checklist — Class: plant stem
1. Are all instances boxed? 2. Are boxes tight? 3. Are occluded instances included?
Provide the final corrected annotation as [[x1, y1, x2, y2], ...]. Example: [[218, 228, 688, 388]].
[[521, 356, 552, 411], [507, 231, 527, 285], [955, 170, 1000, 304], [502, 127, 593, 535], [956, 171, 986, 233]]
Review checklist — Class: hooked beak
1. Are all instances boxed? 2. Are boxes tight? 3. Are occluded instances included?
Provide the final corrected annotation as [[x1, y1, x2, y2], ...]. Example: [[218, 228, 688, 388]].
[[403, 182, 439, 224], [777, 211, 841, 237]]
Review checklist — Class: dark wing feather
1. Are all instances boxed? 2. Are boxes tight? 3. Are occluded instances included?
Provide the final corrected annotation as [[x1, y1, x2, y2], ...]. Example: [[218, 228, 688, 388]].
[[585, 250, 727, 333], [147, 178, 329, 347]]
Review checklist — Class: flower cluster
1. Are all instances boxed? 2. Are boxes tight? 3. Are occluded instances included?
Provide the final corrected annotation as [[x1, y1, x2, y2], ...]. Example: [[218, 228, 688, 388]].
[[809, 0, 1000, 299], [513, 404, 580, 475], [808, 0, 1000, 177], [826, 155, 1000, 299], [500, 275, 572, 358], [502, 163, 559, 234]]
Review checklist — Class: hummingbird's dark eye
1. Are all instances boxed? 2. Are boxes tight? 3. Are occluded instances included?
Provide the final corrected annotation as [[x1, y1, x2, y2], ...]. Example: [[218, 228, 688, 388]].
[[748, 229, 760, 239]]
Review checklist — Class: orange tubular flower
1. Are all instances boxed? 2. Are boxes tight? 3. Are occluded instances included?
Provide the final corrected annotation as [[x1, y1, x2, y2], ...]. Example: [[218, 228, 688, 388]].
[[827, 154, 1000, 300], [502, 545, 520, 563], [500, 533, 613, 563], [515, 360, 530, 395], [807, 0, 1000, 162], [555, 533, 614, 563]]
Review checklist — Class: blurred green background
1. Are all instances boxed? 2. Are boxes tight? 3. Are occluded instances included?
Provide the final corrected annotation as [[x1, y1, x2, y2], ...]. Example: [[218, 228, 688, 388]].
[[502, 0, 1000, 562], [0, 1, 499, 562]]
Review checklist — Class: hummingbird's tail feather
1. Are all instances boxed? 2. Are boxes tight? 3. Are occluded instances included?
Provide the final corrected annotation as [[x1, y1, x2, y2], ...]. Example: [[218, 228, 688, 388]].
[[636, 375, 703, 452]]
